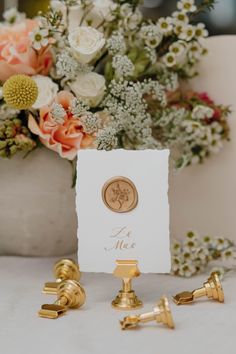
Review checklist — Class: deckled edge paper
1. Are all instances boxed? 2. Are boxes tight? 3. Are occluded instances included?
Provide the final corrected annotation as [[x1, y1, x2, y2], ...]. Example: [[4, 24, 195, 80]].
[[76, 149, 170, 273]]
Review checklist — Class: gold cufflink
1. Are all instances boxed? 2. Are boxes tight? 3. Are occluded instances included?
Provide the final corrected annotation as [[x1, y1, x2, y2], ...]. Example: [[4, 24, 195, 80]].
[[120, 296, 175, 330], [43, 258, 81, 295], [173, 272, 224, 305], [112, 260, 143, 310], [38, 280, 86, 319]]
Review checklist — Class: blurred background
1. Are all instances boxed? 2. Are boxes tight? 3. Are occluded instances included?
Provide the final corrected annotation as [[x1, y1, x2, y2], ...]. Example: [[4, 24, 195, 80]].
[[0, 0, 236, 35]]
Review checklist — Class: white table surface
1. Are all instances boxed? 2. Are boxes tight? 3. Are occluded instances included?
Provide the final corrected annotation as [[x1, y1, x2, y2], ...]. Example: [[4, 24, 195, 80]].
[[0, 256, 235, 354]]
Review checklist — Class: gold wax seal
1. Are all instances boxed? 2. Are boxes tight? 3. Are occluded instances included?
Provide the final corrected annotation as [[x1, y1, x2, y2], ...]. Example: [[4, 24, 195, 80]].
[[102, 176, 138, 213]]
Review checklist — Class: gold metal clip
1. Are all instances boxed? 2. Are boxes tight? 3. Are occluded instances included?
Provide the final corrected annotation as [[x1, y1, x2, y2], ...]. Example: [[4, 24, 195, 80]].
[[43, 258, 81, 295], [112, 260, 143, 310], [173, 272, 224, 305], [120, 296, 175, 330], [38, 280, 86, 319]]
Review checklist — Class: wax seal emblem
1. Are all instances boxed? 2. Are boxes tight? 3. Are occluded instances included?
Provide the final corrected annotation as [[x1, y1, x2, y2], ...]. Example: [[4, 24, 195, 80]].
[[102, 176, 138, 213]]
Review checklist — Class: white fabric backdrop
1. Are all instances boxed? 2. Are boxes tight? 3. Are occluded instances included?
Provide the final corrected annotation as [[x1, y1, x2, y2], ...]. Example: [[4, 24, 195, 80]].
[[170, 35, 236, 242]]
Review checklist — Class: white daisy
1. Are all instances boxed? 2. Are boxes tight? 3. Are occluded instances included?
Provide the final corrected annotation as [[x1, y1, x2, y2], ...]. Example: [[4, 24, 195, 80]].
[[177, 0, 197, 13], [212, 237, 231, 251], [171, 256, 182, 272], [169, 41, 186, 57], [188, 41, 203, 60], [172, 11, 189, 24], [163, 52, 176, 67], [201, 235, 213, 247], [174, 22, 185, 36], [178, 24, 195, 41], [30, 28, 49, 50], [221, 247, 236, 261], [158, 17, 173, 36], [195, 23, 208, 39], [171, 241, 182, 256], [179, 262, 196, 277], [3, 7, 25, 24]]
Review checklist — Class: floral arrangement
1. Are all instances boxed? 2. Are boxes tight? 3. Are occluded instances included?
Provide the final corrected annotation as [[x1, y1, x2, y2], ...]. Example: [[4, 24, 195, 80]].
[[0, 0, 230, 170], [171, 231, 236, 277]]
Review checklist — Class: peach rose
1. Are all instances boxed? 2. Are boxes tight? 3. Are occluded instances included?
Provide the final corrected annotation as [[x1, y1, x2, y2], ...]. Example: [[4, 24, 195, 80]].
[[28, 91, 94, 160], [0, 20, 53, 81]]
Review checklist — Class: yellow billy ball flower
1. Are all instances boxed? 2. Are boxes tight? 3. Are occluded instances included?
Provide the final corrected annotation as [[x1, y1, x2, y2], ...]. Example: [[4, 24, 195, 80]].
[[3, 74, 38, 110]]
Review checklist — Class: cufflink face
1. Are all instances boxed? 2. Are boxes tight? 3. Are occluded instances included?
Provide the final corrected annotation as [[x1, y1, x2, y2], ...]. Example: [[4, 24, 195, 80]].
[[102, 177, 138, 213]]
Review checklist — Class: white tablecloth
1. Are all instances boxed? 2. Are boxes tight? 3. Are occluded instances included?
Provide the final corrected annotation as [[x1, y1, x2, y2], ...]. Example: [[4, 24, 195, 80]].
[[0, 256, 235, 354]]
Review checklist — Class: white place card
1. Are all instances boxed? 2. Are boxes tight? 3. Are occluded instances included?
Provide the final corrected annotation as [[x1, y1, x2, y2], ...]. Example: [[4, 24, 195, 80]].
[[76, 149, 170, 273]]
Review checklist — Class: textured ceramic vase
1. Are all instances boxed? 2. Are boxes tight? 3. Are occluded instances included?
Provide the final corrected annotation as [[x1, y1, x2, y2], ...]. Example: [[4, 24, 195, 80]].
[[0, 148, 78, 256]]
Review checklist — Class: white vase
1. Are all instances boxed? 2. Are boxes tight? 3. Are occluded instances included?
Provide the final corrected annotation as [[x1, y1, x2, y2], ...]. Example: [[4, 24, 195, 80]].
[[0, 148, 77, 256]]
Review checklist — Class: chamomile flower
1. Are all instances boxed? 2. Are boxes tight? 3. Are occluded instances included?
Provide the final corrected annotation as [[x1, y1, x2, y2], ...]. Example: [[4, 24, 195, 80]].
[[196, 247, 209, 261], [3, 7, 25, 24], [158, 17, 173, 36], [163, 52, 176, 67], [178, 24, 195, 41], [212, 237, 231, 251], [169, 41, 186, 57], [177, 0, 197, 13], [171, 241, 182, 256], [221, 247, 236, 261], [202, 235, 213, 247], [174, 22, 185, 36], [30, 28, 49, 50], [171, 256, 182, 272], [188, 41, 203, 60], [140, 24, 163, 48], [179, 262, 196, 277], [195, 23, 208, 39], [172, 11, 189, 24]]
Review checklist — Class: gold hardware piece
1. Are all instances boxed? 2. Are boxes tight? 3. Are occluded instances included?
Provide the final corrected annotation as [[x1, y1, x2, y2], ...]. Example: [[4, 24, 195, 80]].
[[120, 296, 175, 330], [38, 280, 86, 319], [43, 258, 81, 295], [173, 272, 224, 305], [102, 176, 138, 213], [112, 260, 143, 310]]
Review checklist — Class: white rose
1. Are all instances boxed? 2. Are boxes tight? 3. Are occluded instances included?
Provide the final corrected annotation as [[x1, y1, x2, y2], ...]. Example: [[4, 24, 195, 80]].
[[70, 72, 106, 107], [68, 26, 105, 64], [32, 75, 58, 109]]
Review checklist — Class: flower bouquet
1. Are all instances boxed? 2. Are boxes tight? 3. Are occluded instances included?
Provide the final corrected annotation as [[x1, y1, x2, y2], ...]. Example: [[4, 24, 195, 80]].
[[0, 0, 230, 171]]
